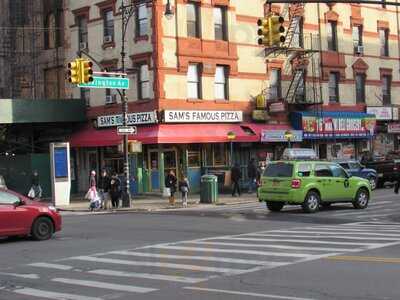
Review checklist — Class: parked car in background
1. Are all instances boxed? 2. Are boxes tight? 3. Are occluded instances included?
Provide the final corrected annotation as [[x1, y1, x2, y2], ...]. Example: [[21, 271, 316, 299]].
[[0, 175, 6, 189], [0, 188, 62, 240], [362, 159, 400, 188], [258, 160, 371, 213], [336, 160, 378, 190]]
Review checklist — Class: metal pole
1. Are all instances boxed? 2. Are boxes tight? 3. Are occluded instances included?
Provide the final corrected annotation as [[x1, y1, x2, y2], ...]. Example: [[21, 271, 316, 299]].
[[230, 141, 234, 166]]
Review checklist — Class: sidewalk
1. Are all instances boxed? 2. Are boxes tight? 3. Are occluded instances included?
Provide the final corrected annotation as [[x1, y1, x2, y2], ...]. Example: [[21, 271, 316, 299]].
[[56, 193, 259, 213]]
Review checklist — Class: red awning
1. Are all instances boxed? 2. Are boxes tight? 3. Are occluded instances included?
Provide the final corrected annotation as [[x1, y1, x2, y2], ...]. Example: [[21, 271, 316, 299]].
[[69, 123, 261, 147]]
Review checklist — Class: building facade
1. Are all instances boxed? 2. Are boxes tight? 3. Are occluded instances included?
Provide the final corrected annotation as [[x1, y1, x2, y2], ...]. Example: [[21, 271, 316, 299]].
[[67, 0, 400, 194]]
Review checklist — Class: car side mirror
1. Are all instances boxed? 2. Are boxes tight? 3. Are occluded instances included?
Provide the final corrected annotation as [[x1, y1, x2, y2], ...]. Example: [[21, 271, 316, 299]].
[[13, 199, 25, 207]]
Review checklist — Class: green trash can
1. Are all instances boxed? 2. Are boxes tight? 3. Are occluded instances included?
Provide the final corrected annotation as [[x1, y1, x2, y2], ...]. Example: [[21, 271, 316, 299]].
[[200, 175, 218, 203]]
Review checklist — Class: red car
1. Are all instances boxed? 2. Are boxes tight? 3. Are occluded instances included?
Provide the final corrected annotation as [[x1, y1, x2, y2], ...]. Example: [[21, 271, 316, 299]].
[[0, 188, 62, 240]]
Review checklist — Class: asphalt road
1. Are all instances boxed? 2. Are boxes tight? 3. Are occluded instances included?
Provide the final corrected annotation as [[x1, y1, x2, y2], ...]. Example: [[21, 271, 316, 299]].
[[1, 188, 400, 300]]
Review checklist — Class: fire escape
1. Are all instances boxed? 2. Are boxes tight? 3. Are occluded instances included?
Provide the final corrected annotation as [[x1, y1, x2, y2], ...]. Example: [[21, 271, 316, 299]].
[[264, 3, 322, 107]]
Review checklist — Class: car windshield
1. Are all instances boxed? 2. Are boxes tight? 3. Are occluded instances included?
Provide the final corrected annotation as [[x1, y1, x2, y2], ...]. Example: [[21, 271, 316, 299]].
[[339, 163, 349, 169], [263, 163, 293, 177]]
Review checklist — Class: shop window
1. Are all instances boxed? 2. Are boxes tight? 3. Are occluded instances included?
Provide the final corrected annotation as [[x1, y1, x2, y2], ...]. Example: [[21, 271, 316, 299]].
[[379, 28, 389, 56], [187, 2, 200, 38], [188, 145, 201, 168], [103, 146, 123, 174], [204, 144, 228, 166], [329, 72, 339, 103], [136, 4, 148, 37], [327, 21, 338, 51], [215, 65, 228, 100], [187, 64, 201, 99], [355, 73, 366, 103], [214, 6, 227, 41]]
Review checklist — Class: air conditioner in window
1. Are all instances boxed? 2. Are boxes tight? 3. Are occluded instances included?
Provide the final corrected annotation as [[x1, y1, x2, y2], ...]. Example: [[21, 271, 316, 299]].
[[79, 42, 87, 50], [356, 45, 364, 54], [105, 95, 116, 104], [104, 35, 113, 43]]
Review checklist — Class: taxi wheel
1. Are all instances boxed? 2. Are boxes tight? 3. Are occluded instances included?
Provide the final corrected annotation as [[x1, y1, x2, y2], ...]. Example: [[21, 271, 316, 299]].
[[266, 201, 284, 212], [31, 217, 54, 241], [353, 188, 369, 209], [368, 176, 377, 190], [302, 191, 320, 213]]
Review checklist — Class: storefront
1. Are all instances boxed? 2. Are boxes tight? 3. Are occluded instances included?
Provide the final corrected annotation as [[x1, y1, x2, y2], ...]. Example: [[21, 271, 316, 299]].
[[290, 111, 376, 160], [367, 106, 399, 155], [70, 109, 296, 194]]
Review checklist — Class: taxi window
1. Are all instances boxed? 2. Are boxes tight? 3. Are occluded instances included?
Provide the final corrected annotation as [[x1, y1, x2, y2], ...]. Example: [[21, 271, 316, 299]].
[[315, 164, 333, 177], [264, 163, 293, 177], [298, 164, 311, 177], [330, 165, 348, 178]]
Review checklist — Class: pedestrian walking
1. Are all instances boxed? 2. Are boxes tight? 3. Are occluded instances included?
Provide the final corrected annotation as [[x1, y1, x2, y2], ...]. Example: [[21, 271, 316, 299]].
[[165, 170, 177, 205], [89, 170, 97, 189], [98, 169, 111, 210], [231, 163, 241, 197], [28, 170, 42, 199], [86, 170, 101, 211], [247, 158, 257, 193], [110, 173, 121, 209], [179, 175, 190, 207]]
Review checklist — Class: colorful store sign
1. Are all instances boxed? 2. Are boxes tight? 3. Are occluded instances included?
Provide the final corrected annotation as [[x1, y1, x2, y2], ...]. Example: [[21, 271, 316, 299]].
[[388, 123, 400, 133], [164, 110, 243, 123], [366, 107, 393, 120], [261, 130, 303, 142], [97, 111, 158, 128]]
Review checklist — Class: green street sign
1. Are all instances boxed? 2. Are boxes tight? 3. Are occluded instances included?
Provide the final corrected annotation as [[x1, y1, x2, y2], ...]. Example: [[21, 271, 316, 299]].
[[78, 76, 129, 89]]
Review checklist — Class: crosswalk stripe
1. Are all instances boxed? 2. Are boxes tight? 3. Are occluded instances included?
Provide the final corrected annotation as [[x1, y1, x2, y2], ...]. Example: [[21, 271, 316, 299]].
[[273, 230, 400, 238], [341, 224, 400, 229], [331, 208, 398, 217], [29, 263, 73, 270], [369, 201, 394, 206], [67, 256, 248, 274], [191, 241, 356, 252], [151, 245, 313, 258], [227, 236, 380, 246], [0, 287, 102, 300], [52, 278, 157, 293], [108, 251, 285, 266], [88, 269, 209, 284], [247, 233, 399, 241], [312, 226, 400, 233], [356, 213, 396, 219]]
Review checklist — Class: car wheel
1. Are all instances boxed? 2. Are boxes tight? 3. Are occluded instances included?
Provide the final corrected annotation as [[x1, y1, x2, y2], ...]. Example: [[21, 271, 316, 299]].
[[266, 201, 284, 212], [302, 191, 320, 213], [353, 188, 369, 209], [368, 176, 377, 190], [31, 217, 54, 241]]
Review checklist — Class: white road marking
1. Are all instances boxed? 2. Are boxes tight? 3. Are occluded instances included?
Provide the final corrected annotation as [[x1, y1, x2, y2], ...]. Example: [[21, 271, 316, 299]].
[[331, 208, 398, 217], [274, 230, 400, 238], [88, 269, 209, 284], [341, 223, 400, 229], [52, 278, 157, 293], [108, 250, 286, 266], [369, 200, 393, 205], [151, 245, 313, 258], [183, 287, 317, 300], [29, 262, 73, 270], [311, 226, 400, 233], [355, 213, 397, 219], [0, 272, 39, 279], [191, 240, 357, 252], [228, 236, 380, 246], [0, 287, 102, 300], [247, 233, 398, 241], [67, 255, 248, 274]]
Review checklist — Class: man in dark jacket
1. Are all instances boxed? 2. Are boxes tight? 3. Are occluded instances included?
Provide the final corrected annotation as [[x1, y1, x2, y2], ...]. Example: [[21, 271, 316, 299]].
[[98, 169, 111, 210], [231, 163, 241, 197], [247, 158, 257, 193]]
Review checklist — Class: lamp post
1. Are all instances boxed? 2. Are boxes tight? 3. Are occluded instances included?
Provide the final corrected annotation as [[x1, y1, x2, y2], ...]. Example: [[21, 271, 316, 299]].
[[119, 0, 174, 207], [227, 131, 236, 166], [284, 130, 293, 149]]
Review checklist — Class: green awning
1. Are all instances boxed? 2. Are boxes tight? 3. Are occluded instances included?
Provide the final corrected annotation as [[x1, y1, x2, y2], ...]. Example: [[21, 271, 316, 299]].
[[0, 99, 86, 124]]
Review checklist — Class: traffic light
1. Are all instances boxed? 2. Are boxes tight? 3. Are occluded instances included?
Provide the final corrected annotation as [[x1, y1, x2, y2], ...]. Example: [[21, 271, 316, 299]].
[[269, 15, 285, 46], [67, 59, 81, 84], [80, 59, 93, 84], [257, 17, 270, 46]]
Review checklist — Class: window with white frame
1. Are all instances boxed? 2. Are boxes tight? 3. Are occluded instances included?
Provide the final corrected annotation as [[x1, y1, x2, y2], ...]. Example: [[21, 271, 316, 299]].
[[187, 64, 201, 99], [136, 4, 148, 37], [187, 2, 200, 38], [215, 65, 228, 100], [103, 10, 114, 41], [138, 63, 150, 99], [214, 7, 227, 41], [352, 25, 363, 53]]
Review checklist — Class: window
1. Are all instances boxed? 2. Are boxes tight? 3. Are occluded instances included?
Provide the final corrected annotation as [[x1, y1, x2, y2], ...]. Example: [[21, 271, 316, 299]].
[[352, 25, 363, 53], [103, 10, 114, 41], [136, 4, 148, 37], [80, 88, 90, 106], [187, 2, 200, 38], [269, 69, 282, 99], [382, 75, 391, 105], [214, 7, 227, 41], [330, 165, 348, 178], [355, 73, 366, 103], [187, 145, 201, 168], [295, 70, 306, 102], [298, 164, 311, 177], [293, 17, 304, 48], [187, 64, 201, 99], [315, 164, 333, 177], [77, 16, 88, 47], [105, 88, 117, 104], [327, 21, 338, 51], [339, 163, 350, 170], [215, 65, 228, 100], [45, 13, 57, 49], [264, 163, 294, 177], [0, 191, 19, 205], [204, 144, 228, 166], [138, 63, 150, 99], [379, 29, 389, 56], [329, 72, 339, 102]]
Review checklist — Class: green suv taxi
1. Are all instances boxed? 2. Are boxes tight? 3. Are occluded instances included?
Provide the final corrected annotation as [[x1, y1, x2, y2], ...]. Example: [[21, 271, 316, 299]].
[[258, 160, 371, 213]]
